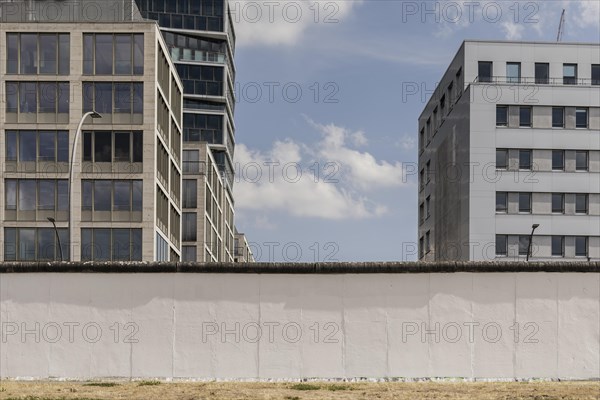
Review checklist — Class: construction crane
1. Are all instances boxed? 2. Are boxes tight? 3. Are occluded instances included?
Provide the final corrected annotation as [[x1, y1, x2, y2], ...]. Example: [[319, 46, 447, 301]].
[[557, 9, 565, 42]]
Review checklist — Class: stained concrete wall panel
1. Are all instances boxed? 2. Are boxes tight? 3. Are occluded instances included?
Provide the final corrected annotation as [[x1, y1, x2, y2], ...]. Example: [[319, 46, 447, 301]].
[[343, 275, 389, 378], [515, 273, 558, 378], [299, 276, 345, 379], [471, 274, 516, 379], [386, 274, 430, 378], [2, 272, 600, 380], [427, 273, 473, 377], [256, 275, 305, 380], [130, 274, 175, 378], [556, 273, 600, 379], [50, 274, 133, 379], [211, 274, 261, 379], [2, 274, 52, 378]]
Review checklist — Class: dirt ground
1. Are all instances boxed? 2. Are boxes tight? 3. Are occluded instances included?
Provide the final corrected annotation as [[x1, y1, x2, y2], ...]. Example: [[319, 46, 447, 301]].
[[1, 380, 599, 400]]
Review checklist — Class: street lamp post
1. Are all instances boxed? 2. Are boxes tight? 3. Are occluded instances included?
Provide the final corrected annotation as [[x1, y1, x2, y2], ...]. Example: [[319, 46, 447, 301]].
[[526, 223, 540, 262], [69, 111, 102, 261], [47, 217, 63, 262]]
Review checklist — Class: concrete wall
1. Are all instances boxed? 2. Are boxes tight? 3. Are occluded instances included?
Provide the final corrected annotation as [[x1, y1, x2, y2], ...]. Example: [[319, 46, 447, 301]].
[[1, 269, 599, 380]]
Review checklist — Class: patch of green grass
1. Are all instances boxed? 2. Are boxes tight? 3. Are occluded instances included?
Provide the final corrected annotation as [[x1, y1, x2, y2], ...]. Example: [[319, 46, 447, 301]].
[[290, 383, 320, 391], [137, 380, 161, 387], [327, 384, 352, 391], [82, 382, 119, 387]]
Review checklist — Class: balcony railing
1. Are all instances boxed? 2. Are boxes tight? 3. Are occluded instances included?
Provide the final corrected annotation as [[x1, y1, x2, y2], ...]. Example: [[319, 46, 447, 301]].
[[182, 161, 206, 175], [474, 76, 599, 86]]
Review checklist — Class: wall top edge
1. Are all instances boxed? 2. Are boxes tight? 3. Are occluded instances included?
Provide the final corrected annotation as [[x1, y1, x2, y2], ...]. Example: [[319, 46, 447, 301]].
[[1, 262, 599, 274]]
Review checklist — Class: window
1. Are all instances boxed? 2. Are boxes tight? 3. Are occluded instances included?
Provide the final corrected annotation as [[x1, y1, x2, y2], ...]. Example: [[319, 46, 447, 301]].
[[552, 150, 564, 171], [183, 212, 197, 241], [425, 196, 431, 218], [4, 227, 68, 261], [5, 179, 69, 214], [182, 246, 197, 262], [496, 106, 508, 127], [518, 235, 530, 256], [183, 113, 223, 143], [419, 203, 424, 225], [419, 237, 424, 258], [535, 63, 549, 84], [83, 33, 144, 75], [575, 236, 588, 257], [6, 81, 69, 115], [496, 192, 508, 213], [575, 194, 588, 214], [507, 62, 521, 83], [183, 150, 201, 173], [519, 107, 532, 127], [576, 151, 588, 171], [575, 108, 588, 128], [5, 130, 68, 162], [83, 82, 143, 116], [425, 231, 431, 253], [552, 193, 564, 214], [6, 33, 70, 75], [552, 107, 564, 128], [419, 169, 425, 190], [478, 61, 492, 83], [82, 131, 143, 163], [183, 180, 197, 208], [519, 150, 532, 170], [592, 64, 600, 85], [426, 160, 431, 183], [419, 128, 425, 152], [81, 180, 142, 213], [563, 64, 577, 85], [519, 193, 531, 213], [496, 235, 507, 256], [551, 236, 564, 257], [496, 149, 508, 170], [176, 64, 223, 96], [81, 228, 142, 261]]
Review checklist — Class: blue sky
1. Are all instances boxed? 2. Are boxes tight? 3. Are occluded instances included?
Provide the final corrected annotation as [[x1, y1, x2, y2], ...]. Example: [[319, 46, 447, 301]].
[[230, 0, 600, 262]]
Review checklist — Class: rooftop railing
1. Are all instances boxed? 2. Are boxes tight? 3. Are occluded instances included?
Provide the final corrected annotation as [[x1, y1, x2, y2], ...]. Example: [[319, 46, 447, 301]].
[[474, 76, 600, 86]]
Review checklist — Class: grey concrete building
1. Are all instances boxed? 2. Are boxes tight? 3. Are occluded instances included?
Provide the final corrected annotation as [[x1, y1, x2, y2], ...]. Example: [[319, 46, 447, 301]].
[[418, 40, 600, 262], [133, 0, 238, 262], [0, 0, 184, 262]]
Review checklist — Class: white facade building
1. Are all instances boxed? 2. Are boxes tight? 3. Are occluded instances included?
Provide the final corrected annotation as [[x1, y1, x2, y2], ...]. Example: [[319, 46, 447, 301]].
[[418, 40, 600, 262]]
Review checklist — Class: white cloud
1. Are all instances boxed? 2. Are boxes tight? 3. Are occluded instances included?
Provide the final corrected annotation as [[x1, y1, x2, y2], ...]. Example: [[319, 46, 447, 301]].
[[501, 21, 525, 40], [233, 120, 407, 220], [396, 134, 416, 151], [230, 0, 362, 46], [573, 1, 600, 28]]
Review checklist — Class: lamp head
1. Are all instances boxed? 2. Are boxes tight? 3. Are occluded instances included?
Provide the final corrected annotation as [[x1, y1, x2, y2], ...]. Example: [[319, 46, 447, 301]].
[[532, 224, 540, 229], [90, 111, 102, 119], [47, 217, 56, 223]]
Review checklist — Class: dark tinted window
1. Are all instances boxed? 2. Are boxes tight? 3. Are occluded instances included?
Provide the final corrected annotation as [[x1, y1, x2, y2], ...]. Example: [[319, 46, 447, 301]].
[[575, 194, 588, 214], [496, 192, 507, 213], [519, 193, 531, 213], [576, 151, 588, 171], [535, 63, 549, 84], [552, 107, 564, 128], [575, 236, 587, 257], [519, 150, 532, 170], [552, 193, 564, 213], [519, 107, 531, 127], [478, 61, 492, 82], [552, 150, 564, 170], [496, 106, 508, 127], [576, 108, 588, 128], [551, 236, 564, 257], [592, 65, 600, 85]]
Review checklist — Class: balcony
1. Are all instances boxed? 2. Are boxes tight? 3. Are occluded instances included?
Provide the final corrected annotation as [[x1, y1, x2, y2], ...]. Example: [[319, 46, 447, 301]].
[[170, 47, 226, 64]]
